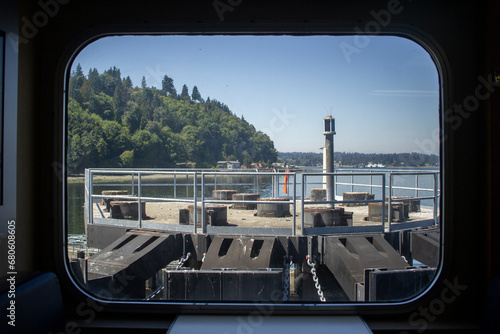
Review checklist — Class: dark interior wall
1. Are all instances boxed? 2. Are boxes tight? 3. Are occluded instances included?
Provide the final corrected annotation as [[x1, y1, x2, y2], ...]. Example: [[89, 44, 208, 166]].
[[0, 0, 18, 283], [13, 0, 496, 330], [0, 3, 18, 234], [484, 0, 500, 282]]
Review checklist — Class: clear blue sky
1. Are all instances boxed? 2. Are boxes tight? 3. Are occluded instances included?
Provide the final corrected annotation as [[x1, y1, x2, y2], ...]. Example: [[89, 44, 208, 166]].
[[73, 35, 439, 154]]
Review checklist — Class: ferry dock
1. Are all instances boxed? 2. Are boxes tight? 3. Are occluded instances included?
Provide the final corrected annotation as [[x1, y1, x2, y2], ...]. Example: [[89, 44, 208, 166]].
[[67, 167, 440, 303]]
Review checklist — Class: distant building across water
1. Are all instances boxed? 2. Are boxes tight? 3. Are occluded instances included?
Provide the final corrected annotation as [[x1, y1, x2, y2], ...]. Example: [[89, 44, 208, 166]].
[[217, 161, 241, 169], [366, 163, 386, 168]]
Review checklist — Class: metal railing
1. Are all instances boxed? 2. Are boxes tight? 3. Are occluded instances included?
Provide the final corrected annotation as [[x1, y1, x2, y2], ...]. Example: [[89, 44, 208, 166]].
[[85, 168, 293, 235], [84, 168, 440, 236], [67, 234, 101, 259], [335, 169, 439, 201], [85, 169, 199, 231], [387, 171, 440, 232], [300, 172, 387, 234], [200, 171, 297, 234], [274, 168, 440, 200]]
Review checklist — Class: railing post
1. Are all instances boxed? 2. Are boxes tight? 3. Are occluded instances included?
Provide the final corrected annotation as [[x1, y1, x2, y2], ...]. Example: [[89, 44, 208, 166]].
[[193, 172, 198, 234], [84, 169, 88, 227], [84, 169, 93, 233], [138, 172, 142, 229], [381, 173, 386, 233], [277, 173, 280, 198], [370, 172, 373, 196], [173, 173, 177, 199], [201, 173, 206, 234], [351, 174, 354, 192], [334, 173, 337, 199], [89, 170, 94, 226], [254, 169, 258, 194], [415, 174, 419, 198], [292, 173, 297, 236], [433, 172, 439, 226], [131, 173, 135, 196], [387, 173, 392, 233], [272, 172, 275, 198], [272, 170, 276, 198], [301, 173, 306, 235]]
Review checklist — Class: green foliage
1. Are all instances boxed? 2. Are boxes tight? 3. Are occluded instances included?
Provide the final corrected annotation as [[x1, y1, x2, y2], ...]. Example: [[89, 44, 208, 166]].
[[123, 104, 142, 134], [180, 84, 190, 102], [123, 76, 133, 90], [84, 92, 114, 120], [131, 130, 164, 167], [67, 64, 277, 172], [67, 99, 108, 169], [191, 85, 203, 102], [120, 150, 134, 167], [161, 75, 175, 96]]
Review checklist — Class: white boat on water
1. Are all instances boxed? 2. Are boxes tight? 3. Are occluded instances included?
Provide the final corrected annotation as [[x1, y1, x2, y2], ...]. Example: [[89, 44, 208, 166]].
[[366, 163, 386, 168]]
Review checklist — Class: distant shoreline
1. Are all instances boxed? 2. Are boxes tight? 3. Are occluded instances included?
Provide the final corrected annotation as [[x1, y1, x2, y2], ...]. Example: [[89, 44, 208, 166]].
[[67, 165, 439, 183], [67, 173, 193, 184]]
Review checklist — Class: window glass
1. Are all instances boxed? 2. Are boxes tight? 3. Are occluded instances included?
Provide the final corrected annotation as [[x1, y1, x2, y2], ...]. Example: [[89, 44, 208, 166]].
[[66, 35, 440, 303]]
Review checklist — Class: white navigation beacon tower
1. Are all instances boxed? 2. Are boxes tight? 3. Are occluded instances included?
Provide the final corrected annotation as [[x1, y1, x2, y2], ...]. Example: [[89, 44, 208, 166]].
[[324, 115, 336, 208]]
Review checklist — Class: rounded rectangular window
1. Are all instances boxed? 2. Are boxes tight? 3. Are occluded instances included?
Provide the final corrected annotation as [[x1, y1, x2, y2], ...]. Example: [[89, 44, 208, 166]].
[[66, 35, 441, 304]]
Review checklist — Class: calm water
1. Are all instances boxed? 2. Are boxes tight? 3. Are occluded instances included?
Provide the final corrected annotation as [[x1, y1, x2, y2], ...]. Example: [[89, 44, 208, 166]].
[[67, 167, 439, 234]]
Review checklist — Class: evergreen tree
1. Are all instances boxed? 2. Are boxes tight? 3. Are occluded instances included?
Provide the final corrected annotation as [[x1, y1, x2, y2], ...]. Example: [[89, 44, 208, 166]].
[[106, 66, 121, 81], [161, 75, 175, 96], [170, 88, 177, 98], [101, 72, 119, 96], [74, 63, 84, 77], [68, 65, 85, 103], [139, 88, 154, 121], [123, 76, 133, 90], [113, 81, 127, 121], [123, 105, 142, 134], [88, 68, 103, 93], [141, 76, 147, 89], [80, 79, 93, 101], [180, 84, 190, 101], [191, 85, 202, 102]]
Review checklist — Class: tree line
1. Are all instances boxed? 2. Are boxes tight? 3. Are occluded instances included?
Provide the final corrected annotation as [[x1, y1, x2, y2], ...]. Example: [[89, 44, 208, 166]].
[[279, 152, 439, 167], [67, 64, 277, 172]]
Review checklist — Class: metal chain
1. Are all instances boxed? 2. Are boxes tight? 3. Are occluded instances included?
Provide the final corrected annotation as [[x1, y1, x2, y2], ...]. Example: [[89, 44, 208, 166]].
[[176, 252, 191, 270], [306, 255, 326, 302], [145, 252, 192, 301], [282, 255, 293, 301], [145, 284, 164, 301]]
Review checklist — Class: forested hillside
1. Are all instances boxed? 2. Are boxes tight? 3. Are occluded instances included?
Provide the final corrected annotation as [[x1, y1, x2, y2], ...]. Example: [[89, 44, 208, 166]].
[[67, 64, 277, 172]]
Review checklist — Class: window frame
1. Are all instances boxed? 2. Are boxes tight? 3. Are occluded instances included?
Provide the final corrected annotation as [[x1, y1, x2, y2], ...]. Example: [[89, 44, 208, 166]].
[[60, 27, 449, 315], [0, 30, 5, 206]]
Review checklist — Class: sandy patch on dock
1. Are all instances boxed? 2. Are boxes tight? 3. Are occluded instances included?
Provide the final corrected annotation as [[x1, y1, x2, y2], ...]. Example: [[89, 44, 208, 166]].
[[95, 200, 435, 231]]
